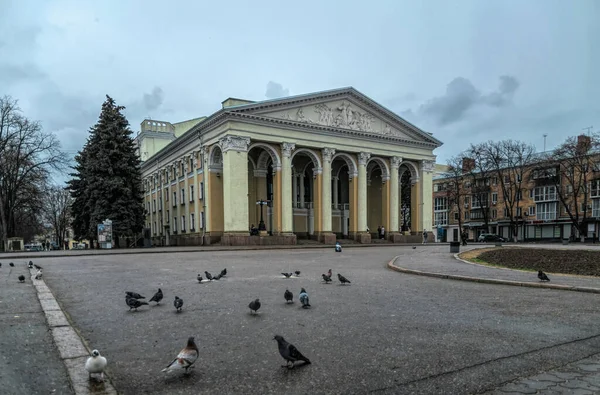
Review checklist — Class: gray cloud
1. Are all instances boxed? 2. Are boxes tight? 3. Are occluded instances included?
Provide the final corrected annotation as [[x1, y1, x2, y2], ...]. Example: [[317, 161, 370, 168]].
[[143, 86, 164, 112], [265, 81, 290, 99], [418, 75, 520, 126]]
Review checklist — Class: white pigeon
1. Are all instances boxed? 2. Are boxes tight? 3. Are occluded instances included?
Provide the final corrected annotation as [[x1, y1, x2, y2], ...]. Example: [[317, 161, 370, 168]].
[[85, 349, 108, 381], [35, 269, 42, 280], [162, 337, 199, 375]]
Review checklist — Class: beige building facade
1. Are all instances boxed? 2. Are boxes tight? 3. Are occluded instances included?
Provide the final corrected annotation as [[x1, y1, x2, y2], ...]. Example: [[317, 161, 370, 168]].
[[139, 88, 442, 246]]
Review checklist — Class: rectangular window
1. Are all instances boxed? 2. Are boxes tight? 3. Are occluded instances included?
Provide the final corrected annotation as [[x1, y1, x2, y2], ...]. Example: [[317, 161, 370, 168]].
[[492, 193, 498, 204], [173, 216, 177, 232], [434, 211, 448, 226], [146, 202, 150, 214], [180, 188, 185, 204], [454, 212, 459, 220], [190, 213, 195, 230], [173, 191, 177, 206], [591, 180, 600, 198], [464, 196, 470, 209], [181, 163, 184, 177], [534, 186, 557, 202], [153, 221, 157, 236], [593, 199, 600, 218], [166, 210, 169, 223], [190, 157, 194, 171], [491, 209, 497, 219], [464, 211, 469, 220], [517, 207, 522, 217], [190, 185, 194, 202], [201, 212, 205, 229], [181, 215, 186, 232], [159, 196, 162, 211], [152, 199, 156, 213], [536, 202, 557, 220], [529, 206, 536, 216], [434, 197, 448, 211], [200, 182, 204, 200]]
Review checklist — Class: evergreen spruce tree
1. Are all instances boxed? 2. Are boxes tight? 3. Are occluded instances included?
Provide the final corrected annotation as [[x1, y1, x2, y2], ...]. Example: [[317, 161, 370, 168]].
[[68, 96, 144, 246]]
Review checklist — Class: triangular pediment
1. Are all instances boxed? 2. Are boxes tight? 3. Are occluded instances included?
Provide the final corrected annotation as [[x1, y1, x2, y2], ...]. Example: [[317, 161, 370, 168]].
[[227, 88, 441, 146]]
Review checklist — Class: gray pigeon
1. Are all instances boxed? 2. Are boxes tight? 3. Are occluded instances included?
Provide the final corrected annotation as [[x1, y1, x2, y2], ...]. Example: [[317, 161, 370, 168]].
[[126, 295, 148, 311], [28, 261, 33, 269], [284, 289, 293, 303], [337, 273, 351, 285], [299, 288, 311, 308], [18, 275, 25, 282], [322, 274, 332, 283], [35, 269, 42, 280], [273, 335, 311, 368], [174, 296, 183, 312], [197, 274, 203, 283], [249, 298, 261, 314], [149, 288, 163, 305]]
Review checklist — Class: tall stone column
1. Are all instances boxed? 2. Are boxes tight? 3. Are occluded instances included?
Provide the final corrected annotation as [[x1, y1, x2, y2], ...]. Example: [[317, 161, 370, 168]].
[[357, 152, 371, 243], [320, 148, 336, 243], [193, 152, 200, 234], [332, 176, 339, 207], [183, 156, 189, 235], [202, 146, 211, 241], [220, 135, 251, 245], [281, 142, 295, 234], [299, 174, 305, 206], [421, 159, 435, 238], [389, 157, 402, 242]]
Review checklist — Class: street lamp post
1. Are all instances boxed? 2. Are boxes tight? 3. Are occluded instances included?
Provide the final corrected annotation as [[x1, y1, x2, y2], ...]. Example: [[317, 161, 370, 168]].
[[256, 199, 268, 231]]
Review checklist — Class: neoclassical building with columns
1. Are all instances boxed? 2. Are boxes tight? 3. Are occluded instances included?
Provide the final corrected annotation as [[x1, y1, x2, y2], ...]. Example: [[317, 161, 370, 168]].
[[138, 87, 442, 246]]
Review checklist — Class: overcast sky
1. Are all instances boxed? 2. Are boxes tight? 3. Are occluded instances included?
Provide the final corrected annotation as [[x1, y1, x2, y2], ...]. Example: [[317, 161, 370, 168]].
[[2, 0, 598, 169]]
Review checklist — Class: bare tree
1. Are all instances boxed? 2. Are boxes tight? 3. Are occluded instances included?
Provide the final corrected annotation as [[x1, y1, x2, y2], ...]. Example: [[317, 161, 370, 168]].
[[465, 144, 494, 233], [43, 185, 72, 248], [547, 134, 599, 242], [0, 96, 68, 250], [481, 140, 536, 242], [444, 155, 469, 240]]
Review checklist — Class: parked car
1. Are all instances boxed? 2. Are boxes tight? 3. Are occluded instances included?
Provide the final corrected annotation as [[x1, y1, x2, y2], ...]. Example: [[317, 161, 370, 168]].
[[50, 242, 61, 250], [478, 234, 506, 242], [24, 244, 43, 251]]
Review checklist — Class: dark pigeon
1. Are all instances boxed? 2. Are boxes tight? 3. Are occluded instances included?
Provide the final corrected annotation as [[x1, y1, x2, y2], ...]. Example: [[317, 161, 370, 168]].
[[28, 261, 33, 269], [126, 295, 148, 311], [149, 288, 163, 305], [34, 264, 42, 270], [126, 292, 145, 299], [205, 271, 213, 281], [322, 274, 332, 283], [174, 296, 183, 312], [294, 271, 301, 277], [18, 275, 25, 283], [299, 288, 311, 309], [9, 262, 14, 267], [538, 271, 550, 282], [273, 335, 311, 368], [197, 274, 203, 283], [220, 268, 227, 277], [212, 273, 221, 281], [338, 273, 351, 285], [282, 272, 292, 278], [284, 289, 293, 303], [249, 298, 261, 314]]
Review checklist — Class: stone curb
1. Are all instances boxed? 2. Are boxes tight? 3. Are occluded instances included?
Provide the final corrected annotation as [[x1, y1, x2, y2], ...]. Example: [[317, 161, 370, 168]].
[[0, 241, 431, 260], [29, 268, 118, 395], [387, 256, 600, 294]]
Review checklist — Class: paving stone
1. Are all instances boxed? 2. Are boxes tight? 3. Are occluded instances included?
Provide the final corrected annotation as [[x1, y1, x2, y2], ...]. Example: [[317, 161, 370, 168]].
[[497, 383, 537, 394], [558, 379, 600, 391], [51, 326, 88, 359], [573, 363, 600, 373], [45, 310, 70, 327], [551, 371, 585, 380], [555, 388, 595, 395], [516, 379, 556, 390], [37, 291, 56, 300], [39, 297, 61, 312], [526, 373, 564, 383], [579, 374, 600, 387]]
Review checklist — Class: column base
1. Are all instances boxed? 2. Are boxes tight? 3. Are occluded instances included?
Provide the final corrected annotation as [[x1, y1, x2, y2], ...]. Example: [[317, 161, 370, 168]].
[[221, 233, 251, 246], [388, 232, 403, 243], [222, 232, 298, 246], [317, 232, 337, 245], [355, 232, 371, 244]]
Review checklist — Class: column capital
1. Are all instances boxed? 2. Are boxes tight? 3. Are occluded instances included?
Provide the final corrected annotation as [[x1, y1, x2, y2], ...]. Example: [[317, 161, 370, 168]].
[[253, 169, 268, 178], [391, 156, 403, 169], [322, 147, 336, 162], [218, 135, 251, 153], [332, 175, 339, 181], [313, 167, 323, 178], [421, 159, 435, 173], [282, 142, 296, 158], [358, 152, 371, 166]]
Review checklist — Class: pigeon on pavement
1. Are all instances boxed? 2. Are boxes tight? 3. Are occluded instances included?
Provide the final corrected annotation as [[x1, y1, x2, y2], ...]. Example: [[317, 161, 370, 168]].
[[273, 335, 311, 368], [162, 337, 199, 375], [299, 288, 311, 309], [35, 269, 43, 280], [538, 270, 550, 282], [149, 288, 163, 305], [9, 262, 14, 267], [205, 271, 213, 281], [85, 349, 108, 381], [34, 264, 42, 270], [197, 274, 203, 283], [326, 269, 332, 277], [220, 268, 227, 277], [338, 273, 351, 285], [0, 262, 2, 268], [28, 261, 33, 269], [125, 292, 145, 299], [284, 289, 293, 303], [294, 271, 301, 277], [212, 273, 222, 280], [126, 295, 148, 311], [322, 273, 332, 284], [335, 242, 342, 252], [174, 296, 184, 312], [249, 298, 261, 314], [412, 246, 416, 249], [282, 272, 293, 278], [18, 275, 25, 283]]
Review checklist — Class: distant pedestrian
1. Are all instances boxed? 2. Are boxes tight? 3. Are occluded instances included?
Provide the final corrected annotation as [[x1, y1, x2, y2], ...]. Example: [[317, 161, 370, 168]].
[[377, 226, 381, 239], [422, 230, 428, 244], [380, 226, 385, 239], [462, 230, 468, 246]]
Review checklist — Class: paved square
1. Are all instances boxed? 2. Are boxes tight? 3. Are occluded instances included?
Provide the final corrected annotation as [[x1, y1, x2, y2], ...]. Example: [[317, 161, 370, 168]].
[[39, 246, 600, 394]]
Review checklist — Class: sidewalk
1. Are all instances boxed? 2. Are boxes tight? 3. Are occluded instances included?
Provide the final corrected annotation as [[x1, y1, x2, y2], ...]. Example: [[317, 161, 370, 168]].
[[0, 261, 73, 394], [388, 245, 600, 293]]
